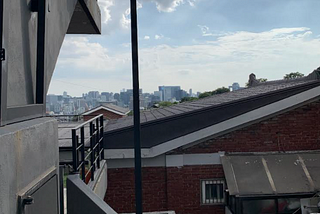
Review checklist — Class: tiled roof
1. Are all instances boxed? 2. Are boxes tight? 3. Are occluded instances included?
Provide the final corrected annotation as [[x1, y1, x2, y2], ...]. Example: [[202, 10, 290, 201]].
[[106, 75, 320, 132]]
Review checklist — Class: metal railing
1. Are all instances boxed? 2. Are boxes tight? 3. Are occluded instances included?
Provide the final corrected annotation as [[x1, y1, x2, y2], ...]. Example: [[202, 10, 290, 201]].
[[71, 114, 104, 183]]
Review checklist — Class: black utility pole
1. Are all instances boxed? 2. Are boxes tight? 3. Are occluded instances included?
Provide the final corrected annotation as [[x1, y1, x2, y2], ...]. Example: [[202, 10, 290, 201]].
[[130, 0, 143, 214]]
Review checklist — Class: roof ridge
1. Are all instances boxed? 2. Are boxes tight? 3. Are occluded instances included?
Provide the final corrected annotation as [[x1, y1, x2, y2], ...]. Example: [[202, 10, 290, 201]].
[[248, 67, 320, 87]]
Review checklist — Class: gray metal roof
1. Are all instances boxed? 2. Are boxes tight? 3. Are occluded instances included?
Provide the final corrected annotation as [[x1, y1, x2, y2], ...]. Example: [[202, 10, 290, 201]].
[[58, 123, 91, 148], [105, 76, 320, 132], [221, 152, 320, 196]]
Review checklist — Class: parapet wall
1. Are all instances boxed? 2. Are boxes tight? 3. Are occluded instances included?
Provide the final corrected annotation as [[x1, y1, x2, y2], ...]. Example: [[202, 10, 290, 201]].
[[0, 117, 59, 214]]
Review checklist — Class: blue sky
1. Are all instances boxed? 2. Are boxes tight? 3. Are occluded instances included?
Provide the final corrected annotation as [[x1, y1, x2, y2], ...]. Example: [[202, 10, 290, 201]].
[[48, 0, 320, 96]]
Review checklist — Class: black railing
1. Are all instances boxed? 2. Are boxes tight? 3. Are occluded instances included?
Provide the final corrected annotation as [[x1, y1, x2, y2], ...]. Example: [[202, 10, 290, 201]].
[[71, 114, 104, 183]]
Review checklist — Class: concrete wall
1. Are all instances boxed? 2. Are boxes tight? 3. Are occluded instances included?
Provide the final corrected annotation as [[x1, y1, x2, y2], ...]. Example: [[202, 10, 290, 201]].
[[88, 160, 108, 199], [3, 0, 77, 106], [67, 174, 117, 214], [0, 118, 59, 214]]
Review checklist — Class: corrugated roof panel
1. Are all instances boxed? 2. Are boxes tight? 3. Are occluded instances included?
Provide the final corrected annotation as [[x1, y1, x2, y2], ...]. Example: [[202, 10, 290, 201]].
[[222, 152, 320, 196]]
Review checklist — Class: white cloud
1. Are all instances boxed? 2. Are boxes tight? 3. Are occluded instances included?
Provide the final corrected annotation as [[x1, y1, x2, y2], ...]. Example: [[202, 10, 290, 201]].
[[198, 25, 228, 37], [98, 0, 131, 32], [52, 28, 320, 96], [155, 34, 164, 40], [151, 0, 184, 12], [98, 0, 196, 33], [144, 36, 150, 40], [187, 0, 197, 7]]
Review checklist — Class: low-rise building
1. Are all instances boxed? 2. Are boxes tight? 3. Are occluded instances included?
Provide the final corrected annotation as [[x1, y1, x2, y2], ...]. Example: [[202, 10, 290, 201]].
[[103, 68, 320, 214], [83, 104, 130, 121]]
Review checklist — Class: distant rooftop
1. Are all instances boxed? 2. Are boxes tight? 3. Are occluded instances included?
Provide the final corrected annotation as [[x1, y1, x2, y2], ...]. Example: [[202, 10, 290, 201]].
[[83, 104, 130, 116], [105, 68, 320, 133]]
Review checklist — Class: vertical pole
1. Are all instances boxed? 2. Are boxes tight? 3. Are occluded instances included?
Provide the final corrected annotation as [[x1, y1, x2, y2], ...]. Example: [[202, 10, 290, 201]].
[[59, 166, 64, 214], [96, 118, 100, 169], [90, 122, 95, 181], [130, 0, 143, 213], [71, 129, 77, 172], [36, 0, 46, 108], [100, 116, 105, 159], [80, 127, 85, 181]]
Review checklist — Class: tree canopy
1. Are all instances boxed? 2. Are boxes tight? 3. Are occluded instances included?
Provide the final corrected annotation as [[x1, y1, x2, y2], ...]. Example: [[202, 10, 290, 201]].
[[284, 72, 304, 80], [180, 97, 199, 103], [198, 87, 230, 99]]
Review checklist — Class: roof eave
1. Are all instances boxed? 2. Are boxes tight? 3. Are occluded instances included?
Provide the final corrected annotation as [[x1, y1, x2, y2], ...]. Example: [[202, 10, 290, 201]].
[[67, 0, 101, 34]]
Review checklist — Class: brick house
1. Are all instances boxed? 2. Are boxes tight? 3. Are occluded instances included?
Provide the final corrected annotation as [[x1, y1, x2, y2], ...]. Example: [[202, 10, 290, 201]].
[[82, 104, 129, 121], [103, 68, 320, 214]]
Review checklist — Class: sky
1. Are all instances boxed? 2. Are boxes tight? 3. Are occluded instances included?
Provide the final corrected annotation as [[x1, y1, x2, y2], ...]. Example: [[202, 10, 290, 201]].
[[48, 0, 320, 97]]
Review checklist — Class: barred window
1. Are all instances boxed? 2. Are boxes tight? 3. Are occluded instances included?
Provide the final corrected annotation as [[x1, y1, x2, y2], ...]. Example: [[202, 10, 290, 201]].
[[201, 179, 225, 204]]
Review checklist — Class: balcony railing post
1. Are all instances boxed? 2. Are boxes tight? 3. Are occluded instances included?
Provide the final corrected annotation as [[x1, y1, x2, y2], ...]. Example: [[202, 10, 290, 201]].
[[80, 126, 85, 182], [68, 114, 103, 184], [71, 129, 78, 172], [90, 122, 95, 181], [96, 118, 100, 169], [100, 115, 104, 159]]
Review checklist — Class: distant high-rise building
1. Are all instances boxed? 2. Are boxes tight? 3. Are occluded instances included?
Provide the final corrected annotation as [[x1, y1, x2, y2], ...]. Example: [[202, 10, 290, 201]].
[[189, 89, 192, 96], [63, 91, 68, 97], [158, 86, 181, 101], [229, 82, 241, 91], [88, 91, 100, 99], [154, 91, 163, 102], [175, 89, 188, 100]]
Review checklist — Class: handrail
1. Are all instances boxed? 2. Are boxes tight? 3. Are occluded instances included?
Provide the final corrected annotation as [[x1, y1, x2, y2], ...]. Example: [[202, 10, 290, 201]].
[[71, 114, 104, 183]]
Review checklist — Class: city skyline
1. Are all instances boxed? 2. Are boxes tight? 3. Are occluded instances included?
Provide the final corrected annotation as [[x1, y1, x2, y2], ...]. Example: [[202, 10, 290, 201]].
[[48, 0, 320, 97]]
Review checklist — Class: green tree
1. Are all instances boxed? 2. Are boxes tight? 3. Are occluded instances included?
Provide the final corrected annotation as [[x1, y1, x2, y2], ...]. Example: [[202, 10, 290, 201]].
[[284, 72, 304, 80], [157, 101, 174, 107], [199, 87, 230, 99], [180, 97, 199, 103], [198, 92, 212, 99], [212, 87, 230, 95]]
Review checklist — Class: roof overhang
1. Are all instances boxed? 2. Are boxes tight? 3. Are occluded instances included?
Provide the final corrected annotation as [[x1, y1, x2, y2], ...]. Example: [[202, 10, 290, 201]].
[[105, 85, 320, 159], [221, 152, 320, 196], [67, 0, 101, 34]]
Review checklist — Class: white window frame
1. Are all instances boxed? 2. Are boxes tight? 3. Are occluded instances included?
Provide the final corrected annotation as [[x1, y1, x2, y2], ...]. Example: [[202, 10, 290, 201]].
[[201, 179, 226, 205]]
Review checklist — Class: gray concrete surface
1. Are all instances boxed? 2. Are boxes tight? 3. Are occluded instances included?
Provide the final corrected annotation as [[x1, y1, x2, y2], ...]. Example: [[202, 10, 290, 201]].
[[3, 0, 100, 107], [67, 174, 117, 214], [0, 117, 59, 214], [88, 160, 108, 199]]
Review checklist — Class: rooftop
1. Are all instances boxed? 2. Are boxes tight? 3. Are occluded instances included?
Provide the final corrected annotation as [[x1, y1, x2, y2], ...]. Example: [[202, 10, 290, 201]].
[[106, 68, 320, 132]]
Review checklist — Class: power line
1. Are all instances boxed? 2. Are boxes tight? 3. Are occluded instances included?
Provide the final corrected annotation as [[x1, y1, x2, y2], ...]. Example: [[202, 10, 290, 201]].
[[53, 79, 107, 91]]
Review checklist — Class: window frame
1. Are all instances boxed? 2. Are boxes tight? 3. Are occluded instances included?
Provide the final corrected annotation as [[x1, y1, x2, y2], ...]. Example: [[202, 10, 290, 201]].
[[200, 178, 226, 205]]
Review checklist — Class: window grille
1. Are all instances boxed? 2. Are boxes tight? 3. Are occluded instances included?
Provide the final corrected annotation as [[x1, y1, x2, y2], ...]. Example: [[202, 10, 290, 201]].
[[201, 179, 225, 204]]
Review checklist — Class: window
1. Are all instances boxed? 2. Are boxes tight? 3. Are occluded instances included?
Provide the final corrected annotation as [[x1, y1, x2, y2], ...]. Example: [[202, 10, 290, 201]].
[[201, 179, 225, 204]]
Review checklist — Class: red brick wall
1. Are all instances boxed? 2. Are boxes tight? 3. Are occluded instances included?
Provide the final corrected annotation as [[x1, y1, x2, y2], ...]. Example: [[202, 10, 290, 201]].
[[173, 100, 320, 154], [105, 165, 225, 214], [105, 100, 320, 213], [105, 167, 168, 213], [167, 165, 225, 214], [84, 109, 125, 121]]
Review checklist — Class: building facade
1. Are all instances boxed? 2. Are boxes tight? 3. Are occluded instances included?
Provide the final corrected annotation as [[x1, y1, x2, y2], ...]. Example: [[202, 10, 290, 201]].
[[104, 70, 320, 214]]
